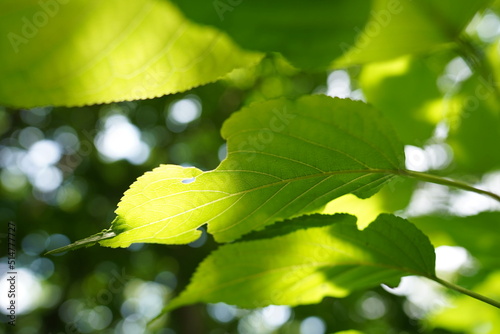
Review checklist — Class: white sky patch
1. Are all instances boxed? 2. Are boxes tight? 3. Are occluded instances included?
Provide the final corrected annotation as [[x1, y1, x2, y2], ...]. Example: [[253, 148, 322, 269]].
[[437, 56, 472, 93], [434, 122, 449, 140], [404, 144, 452, 173], [425, 144, 453, 170], [445, 57, 472, 83], [207, 303, 238, 323], [31, 166, 63, 193], [476, 11, 500, 42], [404, 169, 500, 218], [449, 170, 500, 216], [0, 147, 19, 169], [327, 70, 351, 98], [135, 282, 167, 319], [405, 145, 429, 172], [168, 96, 202, 125], [300, 316, 326, 334], [350, 88, 366, 101], [95, 115, 150, 165], [435, 246, 473, 274], [28, 140, 62, 168], [238, 306, 291, 334], [122, 280, 169, 322], [5, 138, 65, 193], [382, 276, 448, 319], [0, 268, 44, 315], [118, 314, 146, 334], [260, 305, 291, 328]]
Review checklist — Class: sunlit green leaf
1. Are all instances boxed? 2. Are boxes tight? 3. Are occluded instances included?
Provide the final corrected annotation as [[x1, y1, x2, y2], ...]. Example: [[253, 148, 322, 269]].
[[336, 0, 489, 66], [92, 95, 405, 248], [322, 177, 416, 229], [359, 55, 452, 144], [169, 0, 371, 69], [166, 214, 436, 310], [0, 0, 260, 107]]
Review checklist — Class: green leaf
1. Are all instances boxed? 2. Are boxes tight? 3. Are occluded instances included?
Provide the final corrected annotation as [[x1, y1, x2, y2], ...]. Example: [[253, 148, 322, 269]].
[[169, 0, 371, 69], [166, 214, 436, 310], [412, 212, 500, 269], [0, 0, 261, 108], [359, 55, 452, 145], [322, 177, 417, 229], [447, 62, 500, 173], [94, 95, 405, 248], [335, 0, 489, 66]]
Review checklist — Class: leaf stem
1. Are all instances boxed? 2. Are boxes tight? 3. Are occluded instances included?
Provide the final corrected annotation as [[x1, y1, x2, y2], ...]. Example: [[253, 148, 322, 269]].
[[398, 169, 500, 203], [432, 276, 500, 309], [45, 229, 116, 255]]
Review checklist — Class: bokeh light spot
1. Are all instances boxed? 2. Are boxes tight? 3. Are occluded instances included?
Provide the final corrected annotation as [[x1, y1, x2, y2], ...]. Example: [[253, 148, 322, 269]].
[[300, 316, 326, 334]]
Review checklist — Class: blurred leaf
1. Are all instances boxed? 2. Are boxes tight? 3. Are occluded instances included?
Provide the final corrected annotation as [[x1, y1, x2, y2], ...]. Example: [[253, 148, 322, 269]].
[[169, 0, 371, 69], [0, 0, 260, 107], [166, 214, 436, 310], [336, 0, 489, 66], [445, 38, 500, 174], [359, 55, 451, 145], [412, 212, 500, 269], [239, 213, 354, 242], [447, 73, 500, 173]]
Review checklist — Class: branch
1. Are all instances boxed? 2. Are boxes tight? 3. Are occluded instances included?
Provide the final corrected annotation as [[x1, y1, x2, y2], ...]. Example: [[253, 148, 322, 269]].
[[432, 276, 500, 309], [399, 169, 500, 203]]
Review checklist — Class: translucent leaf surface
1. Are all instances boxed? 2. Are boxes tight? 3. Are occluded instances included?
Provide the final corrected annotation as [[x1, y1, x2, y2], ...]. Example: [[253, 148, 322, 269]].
[[0, 0, 260, 107], [167, 214, 436, 310], [92, 95, 405, 248], [359, 55, 451, 145], [323, 177, 416, 229], [336, 0, 489, 66], [39, 95, 407, 251]]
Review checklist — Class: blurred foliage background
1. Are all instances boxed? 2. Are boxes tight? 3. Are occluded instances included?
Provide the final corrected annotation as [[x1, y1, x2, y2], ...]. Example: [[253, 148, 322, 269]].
[[0, 55, 432, 334], [1, 1, 500, 334]]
